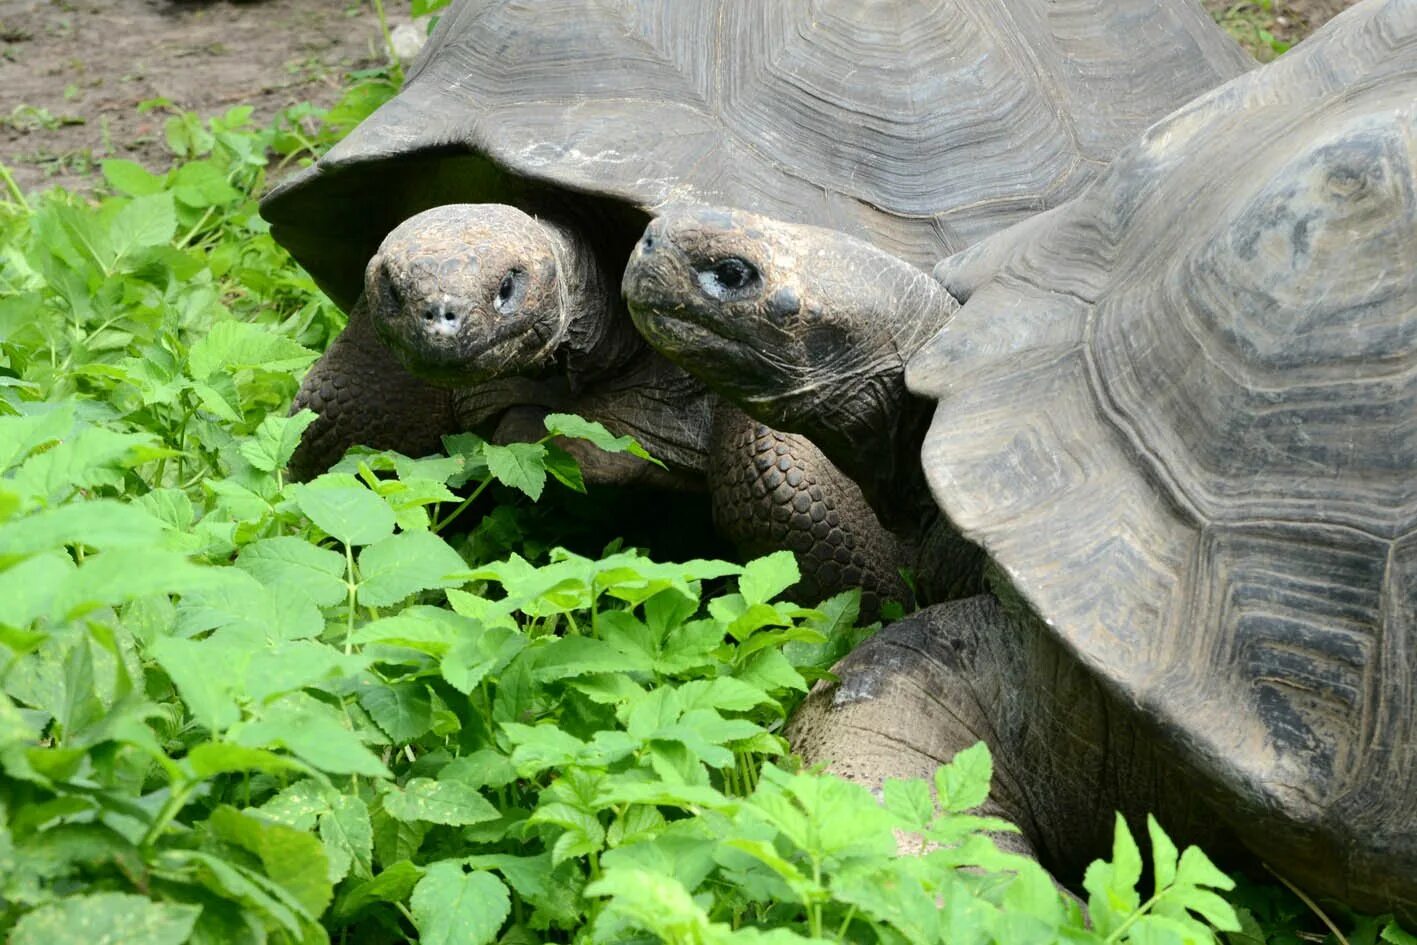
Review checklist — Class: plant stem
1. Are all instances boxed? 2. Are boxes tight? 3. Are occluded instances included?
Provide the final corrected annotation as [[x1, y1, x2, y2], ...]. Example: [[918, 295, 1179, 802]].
[[140, 781, 197, 852], [345, 542, 358, 655], [1264, 865, 1350, 945], [0, 162, 31, 212], [370, 0, 403, 82], [433, 476, 492, 532]]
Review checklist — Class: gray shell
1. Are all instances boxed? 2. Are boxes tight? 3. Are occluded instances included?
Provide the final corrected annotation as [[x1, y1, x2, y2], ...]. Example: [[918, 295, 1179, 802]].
[[909, 0, 1417, 895], [261, 0, 1250, 310]]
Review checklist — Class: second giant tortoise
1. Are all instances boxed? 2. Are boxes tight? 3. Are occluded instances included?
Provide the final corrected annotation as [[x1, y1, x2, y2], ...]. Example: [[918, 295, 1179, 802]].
[[623, 0, 1417, 912], [262, 0, 1249, 603]]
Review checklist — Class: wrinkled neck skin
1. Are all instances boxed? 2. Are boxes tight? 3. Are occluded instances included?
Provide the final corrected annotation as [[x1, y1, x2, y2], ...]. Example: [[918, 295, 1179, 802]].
[[538, 217, 646, 391], [751, 241, 957, 530]]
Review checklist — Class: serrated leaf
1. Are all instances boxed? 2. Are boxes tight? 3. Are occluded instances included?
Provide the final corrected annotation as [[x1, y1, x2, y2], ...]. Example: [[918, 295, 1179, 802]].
[[483, 441, 547, 500], [504, 723, 587, 775], [360, 681, 433, 743], [236, 694, 390, 778], [187, 742, 304, 778], [320, 794, 373, 883], [542, 443, 585, 492], [260, 779, 330, 831], [1149, 814, 1180, 891], [410, 863, 510, 945], [188, 321, 318, 380], [111, 192, 177, 258], [0, 500, 166, 555], [739, 551, 800, 606], [543, 413, 656, 462], [236, 536, 348, 609], [357, 530, 466, 607], [332, 860, 424, 923], [292, 483, 395, 546], [382, 778, 499, 826], [207, 805, 332, 919], [100, 158, 165, 196], [170, 159, 243, 207], [1174, 844, 1234, 892], [240, 409, 318, 472], [934, 741, 992, 813], [9, 892, 199, 945]]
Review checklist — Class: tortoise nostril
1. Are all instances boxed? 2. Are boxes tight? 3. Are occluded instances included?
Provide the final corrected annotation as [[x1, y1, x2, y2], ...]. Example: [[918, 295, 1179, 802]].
[[442, 309, 457, 323]]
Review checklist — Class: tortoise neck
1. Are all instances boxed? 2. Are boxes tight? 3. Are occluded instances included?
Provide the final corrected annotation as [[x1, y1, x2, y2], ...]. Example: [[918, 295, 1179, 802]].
[[537, 217, 645, 389], [795, 243, 958, 528]]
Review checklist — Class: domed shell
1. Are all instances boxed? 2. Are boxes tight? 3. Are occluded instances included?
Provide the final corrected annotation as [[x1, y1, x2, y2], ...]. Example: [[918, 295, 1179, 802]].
[[909, 0, 1417, 894], [261, 0, 1249, 309]]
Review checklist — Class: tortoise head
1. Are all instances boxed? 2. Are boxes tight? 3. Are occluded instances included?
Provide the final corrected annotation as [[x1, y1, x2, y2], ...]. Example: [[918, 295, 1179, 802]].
[[366, 204, 577, 384], [623, 206, 955, 443]]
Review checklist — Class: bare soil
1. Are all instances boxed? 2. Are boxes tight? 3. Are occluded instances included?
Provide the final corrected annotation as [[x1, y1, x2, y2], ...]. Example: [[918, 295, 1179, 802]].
[[0, 0, 399, 194], [1203, 0, 1361, 59], [0, 0, 1366, 198]]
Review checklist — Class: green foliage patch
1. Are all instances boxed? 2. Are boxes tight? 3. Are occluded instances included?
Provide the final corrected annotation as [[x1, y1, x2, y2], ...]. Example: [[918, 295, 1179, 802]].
[[0, 31, 1410, 945]]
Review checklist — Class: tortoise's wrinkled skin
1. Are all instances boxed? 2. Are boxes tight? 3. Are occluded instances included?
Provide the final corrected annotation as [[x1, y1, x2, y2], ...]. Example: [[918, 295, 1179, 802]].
[[624, 0, 1417, 914]]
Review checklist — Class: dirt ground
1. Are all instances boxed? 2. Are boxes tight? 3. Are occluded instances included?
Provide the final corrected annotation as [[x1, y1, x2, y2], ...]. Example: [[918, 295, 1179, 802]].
[[0, 0, 404, 194], [1204, 0, 1360, 59], [0, 0, 1366, 198]]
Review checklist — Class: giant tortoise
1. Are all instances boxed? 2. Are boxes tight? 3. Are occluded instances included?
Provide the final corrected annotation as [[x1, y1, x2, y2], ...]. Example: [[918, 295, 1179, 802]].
[[262, 0, 1250, 604], [621, 0, 1417, 912]]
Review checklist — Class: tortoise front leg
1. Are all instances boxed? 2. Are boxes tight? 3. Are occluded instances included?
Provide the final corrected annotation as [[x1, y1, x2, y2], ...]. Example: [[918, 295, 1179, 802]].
[[707, 405, 913, 618], [288, 295, 457, 481], [787, 594, 1046, 860]]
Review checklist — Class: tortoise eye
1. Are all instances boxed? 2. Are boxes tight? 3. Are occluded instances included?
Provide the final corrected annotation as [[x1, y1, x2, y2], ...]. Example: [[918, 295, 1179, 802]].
[[697, 257, 761, 300], [495, 268, 527, 314]]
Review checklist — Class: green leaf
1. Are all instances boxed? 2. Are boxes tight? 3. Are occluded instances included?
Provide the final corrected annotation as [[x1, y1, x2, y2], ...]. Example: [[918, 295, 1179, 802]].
[[410, 862, 511, 945], [332, 860, 424, 923], [1385, 922, 1417, 945], [1173, 844, 1234, 892], [1084, 813, 1145, 937], [360, 681, 433, 743], [236, 536, 348, 609], [188, 320, 318, 380], [292, 483, 396, 546], [207, 805, 333, 919], [1148, 814, 1179, 891], [357, 530, 466, 607], [543, 443, 585, 493], [934, 741, 992, 813], [53, 547, 216, 620], [239, 409, 318, 472], [170, 159, 243, 207], [739, 551, 800, 606], [150, 634, 244, 732], [483, 441, 548, 500], [111, 192, 178, 258], [0, 500, 166, 556], [236, 694, 390, 778], [543, 413, 656, 462], [529, 802, 606, 865], [9, 892, 199, 945], [320, 794, 373, 883], [382, 778, 500, 826], [187, 742, 304, 778], [101, 158, 165, 196]]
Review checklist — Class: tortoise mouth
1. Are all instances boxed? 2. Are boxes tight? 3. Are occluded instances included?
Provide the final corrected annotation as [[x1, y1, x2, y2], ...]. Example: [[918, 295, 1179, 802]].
[[374, 302, 557, 385]]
